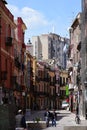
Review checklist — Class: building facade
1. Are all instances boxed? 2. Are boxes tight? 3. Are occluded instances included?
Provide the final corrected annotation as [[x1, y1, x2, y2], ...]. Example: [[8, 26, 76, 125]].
[[68, 13, 82, 113], [25, 52, 35, 109], [81, 0, 87, 117], [0, 0, 16, 129], [14, 17, 27, 110], [0, 0, 16, 105]]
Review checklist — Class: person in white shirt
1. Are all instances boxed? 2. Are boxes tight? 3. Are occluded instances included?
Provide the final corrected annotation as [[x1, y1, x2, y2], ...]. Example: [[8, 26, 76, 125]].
[[15, 109, 24, 130]]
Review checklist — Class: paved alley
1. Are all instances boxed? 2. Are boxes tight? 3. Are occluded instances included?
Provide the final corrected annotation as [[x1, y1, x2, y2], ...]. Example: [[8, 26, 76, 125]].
[[26, 110, 87, 130]]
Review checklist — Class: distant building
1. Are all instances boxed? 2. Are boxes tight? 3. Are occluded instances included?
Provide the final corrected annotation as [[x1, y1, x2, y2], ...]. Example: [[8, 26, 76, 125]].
[[26, 39, 33, 56], [32, 35, 42, 60], [32, 33, 70, 69]]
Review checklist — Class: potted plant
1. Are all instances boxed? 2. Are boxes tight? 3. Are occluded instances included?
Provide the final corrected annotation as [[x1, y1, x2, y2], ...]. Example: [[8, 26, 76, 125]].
[[35, 117, 41, 123]]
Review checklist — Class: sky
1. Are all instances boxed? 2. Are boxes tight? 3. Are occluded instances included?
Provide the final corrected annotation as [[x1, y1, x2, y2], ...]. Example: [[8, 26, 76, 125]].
[[6, 0, 81, 44]]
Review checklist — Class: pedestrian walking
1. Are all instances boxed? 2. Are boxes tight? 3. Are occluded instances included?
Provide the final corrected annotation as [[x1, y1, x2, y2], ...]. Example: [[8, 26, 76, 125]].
[[44, 108, 50, 127], [15, 109, 27, 130], [51, 109, 57, 127], [21, 110, 27, 130], [75, 106, 80, 124]]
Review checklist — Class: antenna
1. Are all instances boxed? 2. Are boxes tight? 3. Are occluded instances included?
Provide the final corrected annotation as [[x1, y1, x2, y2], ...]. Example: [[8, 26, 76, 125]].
[[52, 25, 55, 33]]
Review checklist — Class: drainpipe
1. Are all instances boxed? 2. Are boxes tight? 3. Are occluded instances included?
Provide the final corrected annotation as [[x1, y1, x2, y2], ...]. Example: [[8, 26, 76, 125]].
[[0, 13, 3, 104]]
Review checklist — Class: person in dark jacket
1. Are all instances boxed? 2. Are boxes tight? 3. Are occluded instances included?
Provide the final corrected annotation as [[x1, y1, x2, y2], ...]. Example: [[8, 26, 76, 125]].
[[44, 108, 50, 127], [51, 109, 57, 127], [21, 110, 26, 129]]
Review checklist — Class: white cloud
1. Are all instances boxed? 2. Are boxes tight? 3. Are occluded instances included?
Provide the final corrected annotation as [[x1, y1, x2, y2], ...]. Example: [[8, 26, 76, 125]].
[[21, 7, 49, 29], [7, 4, 50, 30], [6, 4, 52, 42]]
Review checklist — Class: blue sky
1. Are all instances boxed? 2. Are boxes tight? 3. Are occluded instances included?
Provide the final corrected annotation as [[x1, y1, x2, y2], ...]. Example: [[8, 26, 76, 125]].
[[6, 0, 81, 43]]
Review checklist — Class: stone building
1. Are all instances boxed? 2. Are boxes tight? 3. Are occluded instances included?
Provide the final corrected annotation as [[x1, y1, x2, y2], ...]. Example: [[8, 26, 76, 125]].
[[81, 0, 87, 117], [68, 13, 82, 113], [14, 17, 27, 110], [0, 0, 16, 129]]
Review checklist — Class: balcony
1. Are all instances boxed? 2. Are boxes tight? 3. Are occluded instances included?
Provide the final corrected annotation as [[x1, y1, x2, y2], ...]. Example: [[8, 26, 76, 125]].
[[77, 66, 81, 73], [22, 43, 26, 51], [1, 71, 7, 80], [5, 37, 12, 46], [14, 82, 22, 91], [14, 57, 21, 69], [44, 77, 49, 82], [49, 81, 55, 86], [67, 60, 73, 69], [77, 41, 81, 51], [36, 76, 40, 82], [21, 63, 25, 71], [11, 76, 17, 84], [34, 91, 49, 97]]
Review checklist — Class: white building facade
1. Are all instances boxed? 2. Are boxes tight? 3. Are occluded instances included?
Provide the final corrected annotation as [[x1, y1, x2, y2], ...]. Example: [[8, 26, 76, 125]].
[[32, 33, 69, 69]]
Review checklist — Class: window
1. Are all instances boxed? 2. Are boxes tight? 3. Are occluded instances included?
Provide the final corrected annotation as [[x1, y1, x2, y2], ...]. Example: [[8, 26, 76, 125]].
[[11, 28, 15, 38]]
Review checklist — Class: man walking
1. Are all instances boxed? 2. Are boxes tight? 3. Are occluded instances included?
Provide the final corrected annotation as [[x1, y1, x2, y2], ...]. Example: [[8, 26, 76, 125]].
[[51, 109, 57, 127], [44, 108, 50, 127]]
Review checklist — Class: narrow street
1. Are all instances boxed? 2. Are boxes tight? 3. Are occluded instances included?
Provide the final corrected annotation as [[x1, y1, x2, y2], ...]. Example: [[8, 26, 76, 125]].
[[26, 110, 87, 130], [0, 1, 87, 130]]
